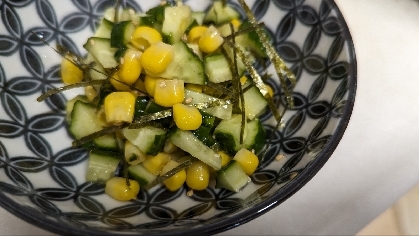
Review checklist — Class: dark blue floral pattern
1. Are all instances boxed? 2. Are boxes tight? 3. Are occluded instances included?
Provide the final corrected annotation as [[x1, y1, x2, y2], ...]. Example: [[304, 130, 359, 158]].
[[0, 0, 355, 235]]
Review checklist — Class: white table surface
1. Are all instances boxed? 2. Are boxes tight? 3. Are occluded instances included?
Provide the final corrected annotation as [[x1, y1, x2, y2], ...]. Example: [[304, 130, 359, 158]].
[[2, 0, 419, 235]]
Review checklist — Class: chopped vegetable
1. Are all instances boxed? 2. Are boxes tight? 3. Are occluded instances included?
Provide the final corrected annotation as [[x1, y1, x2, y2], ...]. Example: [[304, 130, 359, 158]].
[[36, 0, 297, 201]]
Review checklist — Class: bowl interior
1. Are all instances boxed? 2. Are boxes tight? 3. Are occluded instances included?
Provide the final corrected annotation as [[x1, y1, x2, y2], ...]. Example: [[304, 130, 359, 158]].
[[0, 0, 356, 235]]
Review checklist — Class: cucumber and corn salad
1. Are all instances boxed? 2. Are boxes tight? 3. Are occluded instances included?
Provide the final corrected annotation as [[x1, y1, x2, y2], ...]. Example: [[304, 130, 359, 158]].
[[54, 0, 293, 202]]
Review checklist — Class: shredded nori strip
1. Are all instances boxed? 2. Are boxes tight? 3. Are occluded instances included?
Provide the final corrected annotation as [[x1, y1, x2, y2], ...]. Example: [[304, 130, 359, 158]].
[[37, 80, 106, 102], [225, 40, 282, 123], [72, 125, 126, 147], [238, 0, 296, 108], [258, 107, 287, 163], [143, 157, 195, 190], [221, 25, 246, 144], [223, 22, 265, 41], [191, 99, 231, 110], [129, 110, 173, 129]]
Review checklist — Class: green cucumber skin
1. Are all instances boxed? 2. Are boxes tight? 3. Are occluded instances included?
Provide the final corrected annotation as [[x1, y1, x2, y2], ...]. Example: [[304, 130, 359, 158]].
[[203, 1, 240, 26], [110, 21, 135, 48], [169, 129, 221, 170], [128, 164, 156, 186], [134, 96, 150, 118], [214, 116, 266, 155], [154, 41, 206, 85], [69, 101, 118, 151], [236, 20, 269, 58], [122, 126, 167, 156], [245, 119, 266, 154], [214, 114, 243, 155]]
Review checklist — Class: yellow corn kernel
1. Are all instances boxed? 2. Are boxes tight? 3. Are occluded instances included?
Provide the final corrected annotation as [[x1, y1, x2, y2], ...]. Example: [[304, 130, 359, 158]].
[[240, 76, 248, 85], [186, 161, 209, 190], [230, 19, 241, 30], [141, 42, 175, 75], [185, 84, 202, 93], [104, 92, 136, 124], [111, 72, 130, 91], [219, 151, 232, 168], [61, 57, 83, 85], [84, 86, 97, 102], [131, 26, 162, 50], [105, 177, 140, 201], [154, 79, 185, 107], [198, 26, 224, 54], [134, 78, 146, 93], [96, 107, 111, 127], [173, 103, 202, 130], [131, 79, 147, 97], [188, 26, 208, 44], [265, 83, 274, 97], [125, 141, 147, 165], [142, 152, 172, 175], [118, 49, 142, 85], [233, 148, 259, 175], [161, 160, 186, 191], [144, 75, 160, 96]]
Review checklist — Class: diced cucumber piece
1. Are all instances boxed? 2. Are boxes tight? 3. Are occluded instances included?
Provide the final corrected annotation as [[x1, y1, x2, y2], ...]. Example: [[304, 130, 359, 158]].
[[161, 5, 192, 44], [222, 44, 248, 75], [185, 89, 232, 120], [122, 126, 166, 156], [214, 114, 246, 155], [218, 23, 234, 37], [192, 11, 205, 25], [85, 53, 107, 83], [244, 119, 266, 154], [192, 126, 217, 147], [146, 4, 168, 25], [203, 1, 240, 25], [132, 14, 154, 27], [119, 9, 133, 22], [191, 111, 217, 147], [65, 95, 88, 123], [169, 129, 221, 170], [216, 160, 249, 192], [242, 85, 268, 120], [110, 21, 136, 48], [69, 101, 118, 150], [103, 8, 116, 22], [86, 151, 120, 183], [153, 41, 206, 85], [94, 18, 113, 38], [200, 111, 215, 128], [187, 43, 203, 59], [128, 164, 157, 187], [236, 20, 269, 58], [83, 37, 118, 68], [204, 54, 232, 83], [214, 114, 266, 155]]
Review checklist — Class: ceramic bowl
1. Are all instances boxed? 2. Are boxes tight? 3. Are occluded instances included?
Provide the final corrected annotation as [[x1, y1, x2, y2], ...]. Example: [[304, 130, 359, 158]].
[[0, 0, 356, 235]]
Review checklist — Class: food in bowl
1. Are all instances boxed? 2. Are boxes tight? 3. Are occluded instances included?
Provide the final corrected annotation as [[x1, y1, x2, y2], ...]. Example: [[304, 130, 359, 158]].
[[37, 0, 296, 200]]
